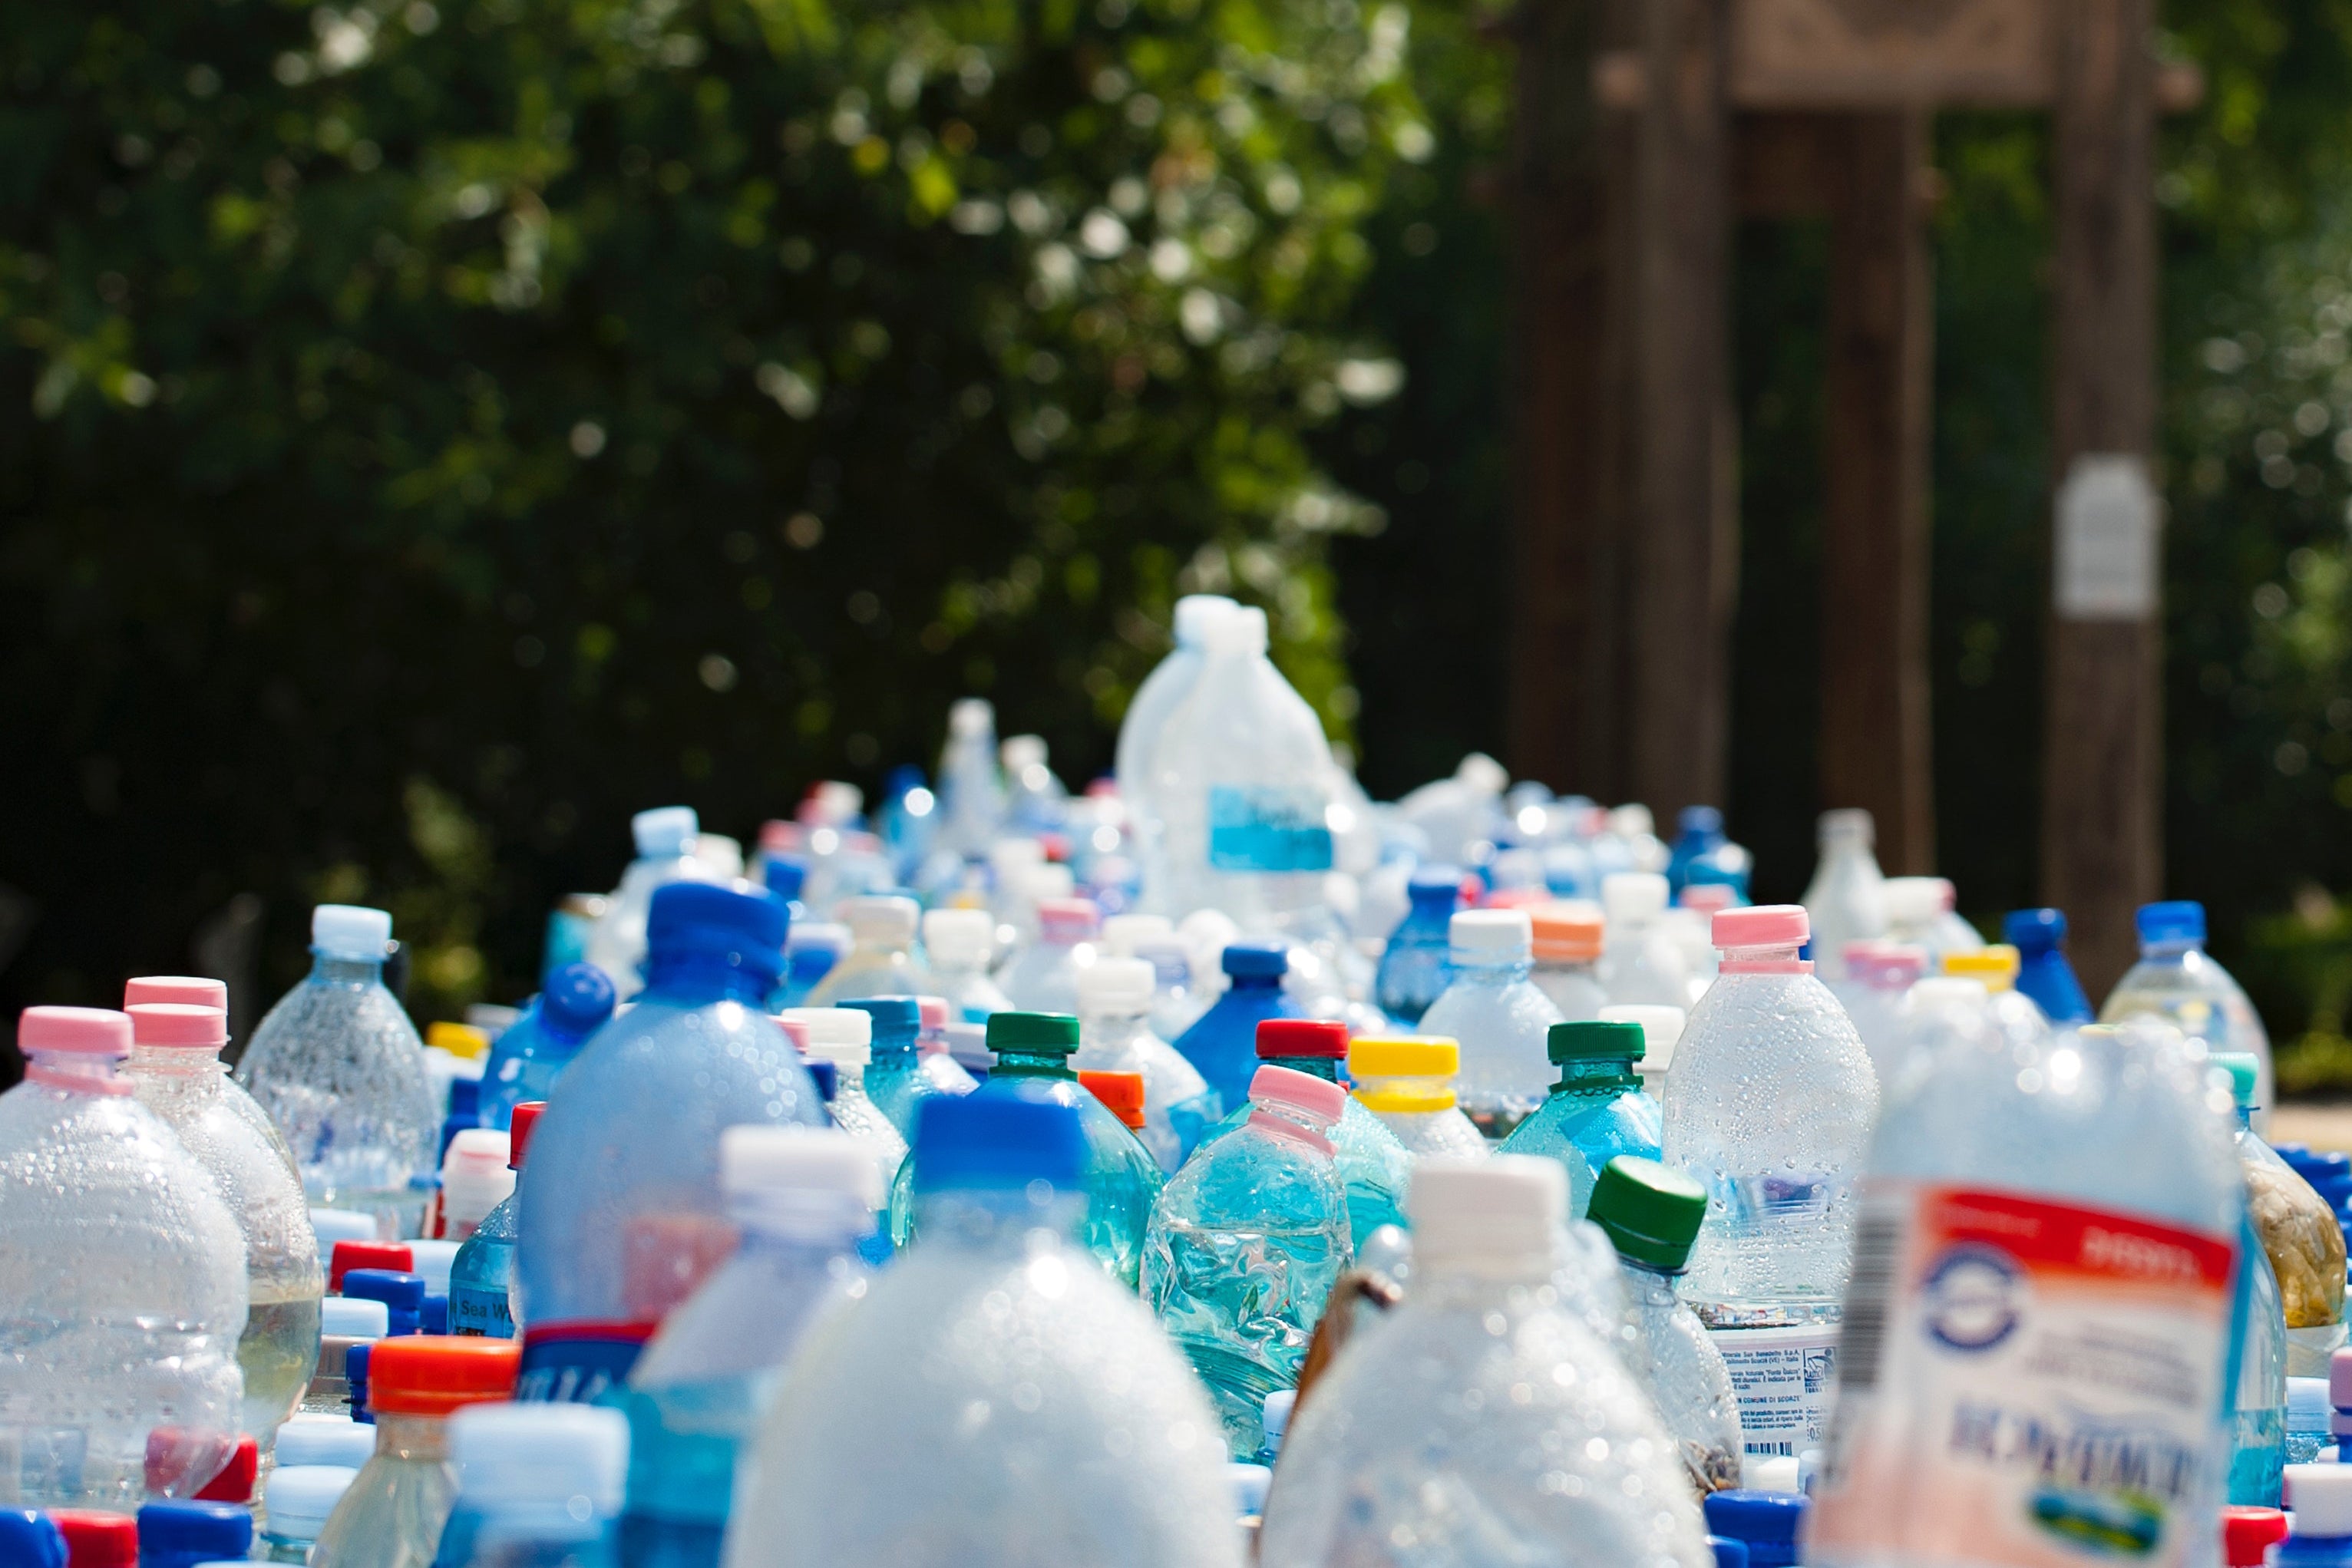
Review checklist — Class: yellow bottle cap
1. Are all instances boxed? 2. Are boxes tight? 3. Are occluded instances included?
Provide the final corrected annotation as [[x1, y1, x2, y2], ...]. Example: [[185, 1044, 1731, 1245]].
[[426, 1021, 491, 1061], [1942, 945, 2020, 992], [1349, 1035, 1461, 1112]]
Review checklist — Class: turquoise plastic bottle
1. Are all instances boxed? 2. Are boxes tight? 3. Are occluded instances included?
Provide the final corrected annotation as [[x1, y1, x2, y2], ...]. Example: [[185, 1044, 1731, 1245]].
[[447, 1102, 539, 1338], [1190, 1018, 1411, 1246], [837, 995, 972, 1137], [1496, 1019, 1663, 1217]]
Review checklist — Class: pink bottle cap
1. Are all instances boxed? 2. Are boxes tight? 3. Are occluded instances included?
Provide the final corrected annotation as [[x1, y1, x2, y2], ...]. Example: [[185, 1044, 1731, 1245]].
[[18, 1006, 134, 1057], [1680, 884, 1736, 916], [2330, 1344, 2352, 1408], [1248, 1064, 1347, 1125], [124, 975, 229, 1010], [916, 995, 948, 1033], [127, 1003, 229, 1050], [1036, 898, 1102, 942], [1712, 904, 1809, 951], [774, 1015, 812, 1049]]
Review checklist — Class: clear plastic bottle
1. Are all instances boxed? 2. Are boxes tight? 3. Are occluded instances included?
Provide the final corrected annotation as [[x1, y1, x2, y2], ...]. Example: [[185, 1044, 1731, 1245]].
[[583, 807, 713, 999], [775, 1008, 905, 1232], [237, 905, 440, 1236], [2103, 899, 2277, 1121], [2003, 906, 2096, 1025], [1118, 594, 1240, 903], [2215, 1051, 2344, 1379], [1530, 903, 1609, 1021], [728, 1094, 1243, 1568], [909, 997, 983, 1098], [804, 896, 929, 1007], [2215, 1055, 2296, 1504], [1000, 734, 1069, 834], [431, 1402, 627, 1568], [1600, 873, 1696, 1009], [836, 996, 972, 1137], [1415, 908, 1564, 1137], [1799, 809, 1887, 984], [997, 897, 1102, 1015], [1373, 865, 1462, 1026], [1258, 1157, 1714, 1568], [263, 1464, 359, 1563], [1828, 940, 1926, 1086], [916, 908, 1012, 1024], [476, 964, 615, 1133], [1587, 1155, 1746, 1495], [309, 1336, 520, 1568], [1497, 1019, 1665, 1217], [123, 974, 299, 1167], [448, 1103, 538, 1339], [1347, 1035, 1490, 1160], [1138, 935, 1214, 1045], [1074, 956, 1220, 1174], [123, 997, 324, 1450], [1171, 941, 1300, 1114], [518, 883, 824, 1400], [0, 1006, 249, 1507], [1881, 876, 1983, 966], [933, 697, 1008, 860], [1143, 1065, 1353, 1457], [1806, 1012, 2242, 1563]]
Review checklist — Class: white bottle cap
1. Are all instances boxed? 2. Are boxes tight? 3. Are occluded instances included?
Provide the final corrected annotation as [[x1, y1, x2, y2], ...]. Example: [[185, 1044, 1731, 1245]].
[[923, 907, 996, 966], [1025, 863, 1075, 901], [310, 1208, 380, 1248], [722, 1124, 884, 1214], [1601, 873, 1670, 923], [407, 1239, 461, 1295], [1819, 807, 1875, 846], [1002, 734, 1049, 773], [1600, 1005, 1686, 1076], [2289, 1463, 2352, 1534], [1172, 595, 1237, 648], [273, 1419, 377, 1469], [265, 1465, 359, 1537], [1408, 1156, 1564, 1275], [949, 698, 995, 738], [1746, 1454, 1804, 1494], [318, 1296, 389, 1339], [1202, 604, 1270, 656], [1881, 876, 1949, 928], [1102, 913, 1174, 957], [843, 896, 919, 945], [693, 832, 745, 879], [1455, 753, 1509, 796], [1227, 1462, 1272, 1518], [778, 1007, 873, 1066], [438, 1131, 516, 1229], [806, 782, 863, 827], [1448, 908, 1532, 956], [312, 905, 392, 961], [1079, 956, 1156, 1013], [2292, 1375, 2331, 1424], [632, 806, 699, 858], [1607, 804, 1654, 839], [450, 1402, 630, 1517], [786, 921, 851, 956], [1260, 1388, 1297, 1445]]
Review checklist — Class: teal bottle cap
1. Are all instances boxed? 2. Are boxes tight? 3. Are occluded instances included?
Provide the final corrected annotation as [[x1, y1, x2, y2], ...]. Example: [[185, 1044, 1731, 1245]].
[[2213, 1051, 2259, 1107]]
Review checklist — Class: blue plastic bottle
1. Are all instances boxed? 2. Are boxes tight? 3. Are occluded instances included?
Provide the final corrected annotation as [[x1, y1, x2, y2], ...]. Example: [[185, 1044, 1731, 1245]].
[[2002, 907, 2094, 1025], [431, 1403, 626, 1568], [1374, 865, 1462, 1026], [137, 1501, 252, 1568], [1172, 941, 1299, 1113], [837, 995, 973, 1138], [1189, 1018, 1410, 1246], [1496, 1019, 1663, 1217], [477, 966, 616, 1133], [1668, 806, 1752, 901], [448, 1101, 540, 1339], [517, 881, 824, 1401]]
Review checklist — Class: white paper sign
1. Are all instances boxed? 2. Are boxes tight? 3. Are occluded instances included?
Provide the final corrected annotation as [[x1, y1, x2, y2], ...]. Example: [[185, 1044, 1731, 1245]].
[[2054, 454, 2161, 620]]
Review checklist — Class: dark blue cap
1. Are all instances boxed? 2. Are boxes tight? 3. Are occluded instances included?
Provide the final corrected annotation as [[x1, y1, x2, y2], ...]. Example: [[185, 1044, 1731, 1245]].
[[0, 1511, 65, 1568], [137, 1500, 253, 1568], [2136, 900, 2205, 946], [1703, 1491, 1806, 1568], [345, 1341, 373, 1422], [2003, 908, 2066, 952], [1708, 1537, 1749, 1568], [646, 881, 789, 982], [447, 1077, 480, 1120], [1222, 940, 1288, 980], [911, 1084, 1086, 1193], [1679, 805, 1724, 837], [761, 854, 808, 901], [540, 962, 617, 1039], [842, 996, 921, 1045], [421, 1294, 448, 1335], [342, 1269, 424, 1335], [1407, 864, 1463, 901], [804, 1058, 838, 1101]]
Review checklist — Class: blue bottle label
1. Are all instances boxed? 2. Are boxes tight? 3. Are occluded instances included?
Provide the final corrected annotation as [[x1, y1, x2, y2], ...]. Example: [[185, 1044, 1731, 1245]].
[[448, 1281, 514, 1339], [516, 1322, 653, 1402], [1207, 786, 1333, 873]]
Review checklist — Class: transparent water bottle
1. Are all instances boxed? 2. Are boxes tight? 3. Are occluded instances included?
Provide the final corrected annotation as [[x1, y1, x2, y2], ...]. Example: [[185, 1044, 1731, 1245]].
[[1117, 594, 1240, 900], [1143, 1065, 1353, 1457], [1347, 1035, 1490, 1159], [2003, 906, 2095, 1025], [804, 896, 929, 1006], [1373, 865, 1462, 1026], [776, 1008, 905, 1233], [1530, 903, 1608, 1021], [1497, 1019, 1664, 1217], [836, 995, 972, 1137], [1799, 809, 1887, 984], [1879, 877, 1980, 967], [237, 905, 439, 1236], [123, 974, 296, 1164], [309, 1336, 520, 1568], [2103, 900, 2276, 1120], [448, 1103, 538, 1339], [1415, 908, 1564, 1136], [1600, 873, 1696, 1009], [1828, 941, 1925, 1085], [0, 1006, 249, 1507], [584, 807, 712, 999], [1258, 1157, 1714, 1567], [1807, 1011, 2241, 1563], [916, 908, 1011, 1023], [727, 1094, 1243, 1568], [124, 996, 323, 1451], [476, 964, 614, 1133], [2218, 1055, 2295, 1504], [431, 1403, 627, 1568], [998, 897, 1102, 1015], [1171, 941, 1299, 1114], [1074, 956, 1220, 1174], [2221, 1056, 2344, 1378], [518, 883, 824, 1400], [933, 697, 1007, 860]]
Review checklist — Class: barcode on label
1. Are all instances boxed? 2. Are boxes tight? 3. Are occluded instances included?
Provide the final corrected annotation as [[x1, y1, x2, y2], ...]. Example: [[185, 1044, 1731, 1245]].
[[1838, 1206, 1903, 1391], [1743, 1441, 1799, 1457]]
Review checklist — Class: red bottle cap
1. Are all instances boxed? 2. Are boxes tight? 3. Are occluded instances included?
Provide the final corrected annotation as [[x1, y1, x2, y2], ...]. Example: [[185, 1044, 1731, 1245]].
[[2225, 1506, 2288, 1566], [1254, 1018, 1349, 1060], [194, 1434, 259, 1502], [48, 1511, 136, 1568], [508, 1101, 544, 1170], [330, 1239, 413, 1292]]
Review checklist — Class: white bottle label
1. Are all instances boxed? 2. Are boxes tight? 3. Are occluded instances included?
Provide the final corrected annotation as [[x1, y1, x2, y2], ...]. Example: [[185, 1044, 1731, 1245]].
[[1207, 786, 1334, 873], [1809, 1180, 2235, 1568], [1708, 1322, 1840, 1458]]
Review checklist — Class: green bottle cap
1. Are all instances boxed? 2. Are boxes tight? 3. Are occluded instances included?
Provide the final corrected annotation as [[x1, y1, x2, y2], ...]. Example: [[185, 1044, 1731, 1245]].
[[2212, 1051, 2259, 1107], [986, 1011, 1081, 1055], [1548, 1019, 1646, 1067], [1587, 1155, 1707, 1272]]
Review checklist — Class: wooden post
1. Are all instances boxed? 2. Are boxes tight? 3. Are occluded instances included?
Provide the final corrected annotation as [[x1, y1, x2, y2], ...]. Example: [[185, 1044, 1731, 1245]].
[[2045, 0, 2161, 995], [1819, 111, 1937, 874]]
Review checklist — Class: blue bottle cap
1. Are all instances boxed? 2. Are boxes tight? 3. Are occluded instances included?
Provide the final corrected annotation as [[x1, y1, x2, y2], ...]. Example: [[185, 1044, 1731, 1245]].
[[1221, 940, 1288, 980], [646, 881, 789, 984], [345, 1341, 372, 1421], [2003, 907, 2066, 952], [2136, 900, 2205, 946], [761, 854, 809, 901], [910, 1087, 1086, 1193], [0, 1510, 66, 1568], [1703, 1491, 1806, 1568], [841, 996, 922, 1045], [1679, 805, 1723, 837], [421, 1295, 448, 1335], [1707, 1537, 1749, 1568], [447, 1077, 481, 1120], [342, 1269, 425, 1335], [137, 1501, 253, 1566], [539, 962, 617, 1039], [804, 1058, 839, 1101], [1407, 864, 1463, 900]]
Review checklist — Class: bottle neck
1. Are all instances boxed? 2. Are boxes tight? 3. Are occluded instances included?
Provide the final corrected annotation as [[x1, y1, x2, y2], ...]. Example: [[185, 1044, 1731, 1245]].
[[868, 1032, 920, 1066], [1551, 1057, 1640, 1094], [642, 952, 778, 1004], [372, 1411, 448, 1461], [127, 1046, 228, 1080], [1619, 1258, 1682, 1306], [312, 953, 386, 985], [1261, 1055, 1341, 1084], [1448, 950, 1532, 981], [25, 1051, 130, 1097], [989, 1047, 1076, 1081], [1226, 973, 1283, 995], [1534, 953, 1599, 975], [1246, 1101, 1337, 1156], [1082, 1009, 1151, 1050]]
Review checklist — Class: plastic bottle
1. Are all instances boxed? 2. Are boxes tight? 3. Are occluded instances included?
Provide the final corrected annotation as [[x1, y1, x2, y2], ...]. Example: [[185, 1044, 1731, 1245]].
[[1529, 903, 1608, 1022], [436, 1130, 513, 1243], [122, 998, 324, 1450], [908, 997, 982, 1097], [263, 1466, 358, 1562], [2214, 1055, 2347, 1378], [309, 1336, 520, 1568], [2103, 900, 2276, 1120], [2291, 1376, 2333, 1464], [137, 1502, 252, 1568], [237, 905, 440, 1236], [447, 1103, 537, 1341], [277, 1418, 378, 1468], [0, 1007, 249, 1507], [1143, 1065, 1353, 1457], [1799, 809, 1887, 983], [998, 897, 1102, 1015], [2212, 1057, 2291, 1505], [583, 807, 712, 999], [728, 1093, 1240, 1568], [774, 923, 847, 1011], [1171, 941, 1300, 1114], [1073, 956, 1220, 1174], [999, 734, 1069, 833], [836, 995, 973, 1137], [122, 974, 297, 1161], [518, 883, 824, 1400], [1259, 1157, 1714, 1567], [1881, 876, 1984, 967], [475, 965, 614, 1133], [1497, 1019, 1665, 1217], [1137, 935, 1212, 1045], [1189, 1019, 1411, 1248], [1806, 1012, 2242, 1563], [1118, 594, 1239, 883], [1669, 806, 1754, 902], [933, 697, 1008, 860], [804, 896, 928, 1006], [1702, 1493, 1805, 1568], [431, 1403, 626, 1568], [1600, 873, 1696, 1010], [776, 1008, 905, 1233], [1347, 1035, 1489, 1160], [1827, 941, 1925, 1084], [1394, 754, 1510, 867], [1373, 865, 1462, 1026], [2004, 907, 2096, 1025], [916, 908, 1011, 1024], [1415, 908, 1564, 1136]]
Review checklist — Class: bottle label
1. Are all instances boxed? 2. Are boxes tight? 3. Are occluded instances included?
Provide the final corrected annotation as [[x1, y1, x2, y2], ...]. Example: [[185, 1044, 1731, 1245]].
[[448, 1280, 514, 1339], [1207, 786, 1333, 873], [515, 1321, 656, 1403], [1809, 1180, 2235, 1568], [1707, 1322, 1840, 1458]]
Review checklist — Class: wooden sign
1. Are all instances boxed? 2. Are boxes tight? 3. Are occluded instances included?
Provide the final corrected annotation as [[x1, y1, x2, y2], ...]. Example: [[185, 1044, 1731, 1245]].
[[1730, 0, 2053, 108]]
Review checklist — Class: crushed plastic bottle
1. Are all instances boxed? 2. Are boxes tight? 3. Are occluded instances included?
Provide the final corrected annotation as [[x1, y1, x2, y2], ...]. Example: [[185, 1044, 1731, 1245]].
[[308, 1336, 520, 1568], [1347, 1035, 1490, 1160], [1073, 956, 1220, 1174], [431, 1402, 627, 1568], [1799, 809, 1887, 984], [1373, 864, 1462, 1026], [1496, 1019, 1664, 1218], [2103, 900, 2276, 1121], [476, 963, 614, 1133], [804, 896, 929, 1007], [583, 807, 712, 999], [1414, 908, 1564, 1136], [998, 897, 1102, 1015], [916, 908, 1012, 1024]]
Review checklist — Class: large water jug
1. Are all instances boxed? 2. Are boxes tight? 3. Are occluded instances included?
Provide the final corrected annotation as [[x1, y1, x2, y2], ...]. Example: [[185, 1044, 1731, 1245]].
[[1118, 595, 1240, 897]]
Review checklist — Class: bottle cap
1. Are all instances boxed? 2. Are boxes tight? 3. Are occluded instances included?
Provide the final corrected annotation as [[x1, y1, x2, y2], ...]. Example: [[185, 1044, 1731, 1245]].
[[2003, 907, 2068, 952], [2213, 1052, 2261, 1108], [1409, 1156, 1565, 1272], [1260, 1388, 1297, 1444], [426, 1022, 490, 1061], [910, 1090, 1087, 1192], [0, 1510, 65, 1568], [1703, 1490, 1809, 1566], [1531, 904, 1604, 962], [778, 1008, 874, 1066], [263, 1467, 358, 1538], [1202, 602, 1270, 655], [1712, 904, 1809, 952], [2330, 1345, 2352, 1410], [1078, 956, 1156, 1012], [1587, 1156, 1706, 1271], [48, 1512, 136, 1568], [1601, 874, 1670, 924], [319, 1296, 390, 1339], [1600, 1005, 1686, 1077], [311, 1208, 378, 1249], [632, 806, 699, 858], [1408, 863, 1465, 902], [916, 996, 949, 1035], [839, 997, 920, 1046], [1449, 908, 1533, 956], [1037, 898, 1102, 944], [922, 907, 996, 966], [949, 697, 994, 738], [645, 882, 788, 985], [1679, 805, 1724, 837], [1221, 941, 1288, 980], [2289, 1464, 2352, 1535], [1548, 1019, 1645, 1067], [365, 1335, 520, 1416], [786, 921, 852, 957], [342, 1269, 424, 1334], [1881, 877, 1953, 927], [986, 1011, 1081, 1055], [1818, 808, 1875, 847], [17, 1006, 132, 1059], [943, 1022, 990, 1071], [1227, 1461, 1271, 1518], [135, 1502, 250, 1564], [273, 1420, 375, 1469], [438, 1131, 515, 1222], [2224, 1507, 2289, 1566], [1842, 941, 1927, 989], [1171, 593, 1237, 647], [2292, 1375, 2331, 1424], [1942, 946, 2019, 991], [124, 1004, 227, 1051], [122, 976, 227, 1011], [2137, 900, 2207, 947], [312, 905, 392, 960], [761, 854, 808, 901], [190, 1435, 258, 1503], [1348, 1035, 1458, 1079], [842, 895, 920, 945], [1606, 801, 1650, 837], [1256, 1018, 1349, 1060], [1709, 1537, 1750, 1568], [508, 1102, 544, 1170], [722, 1124, 885, 1216], [1101, 913, 1174, 956], [1079, 1070, 1148, 1131], [1249, 1064, 1346, 1126], [539, 963, 617, 1039], [329, 1240, 412, 1292], [449, 1402, 629, 1517]]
